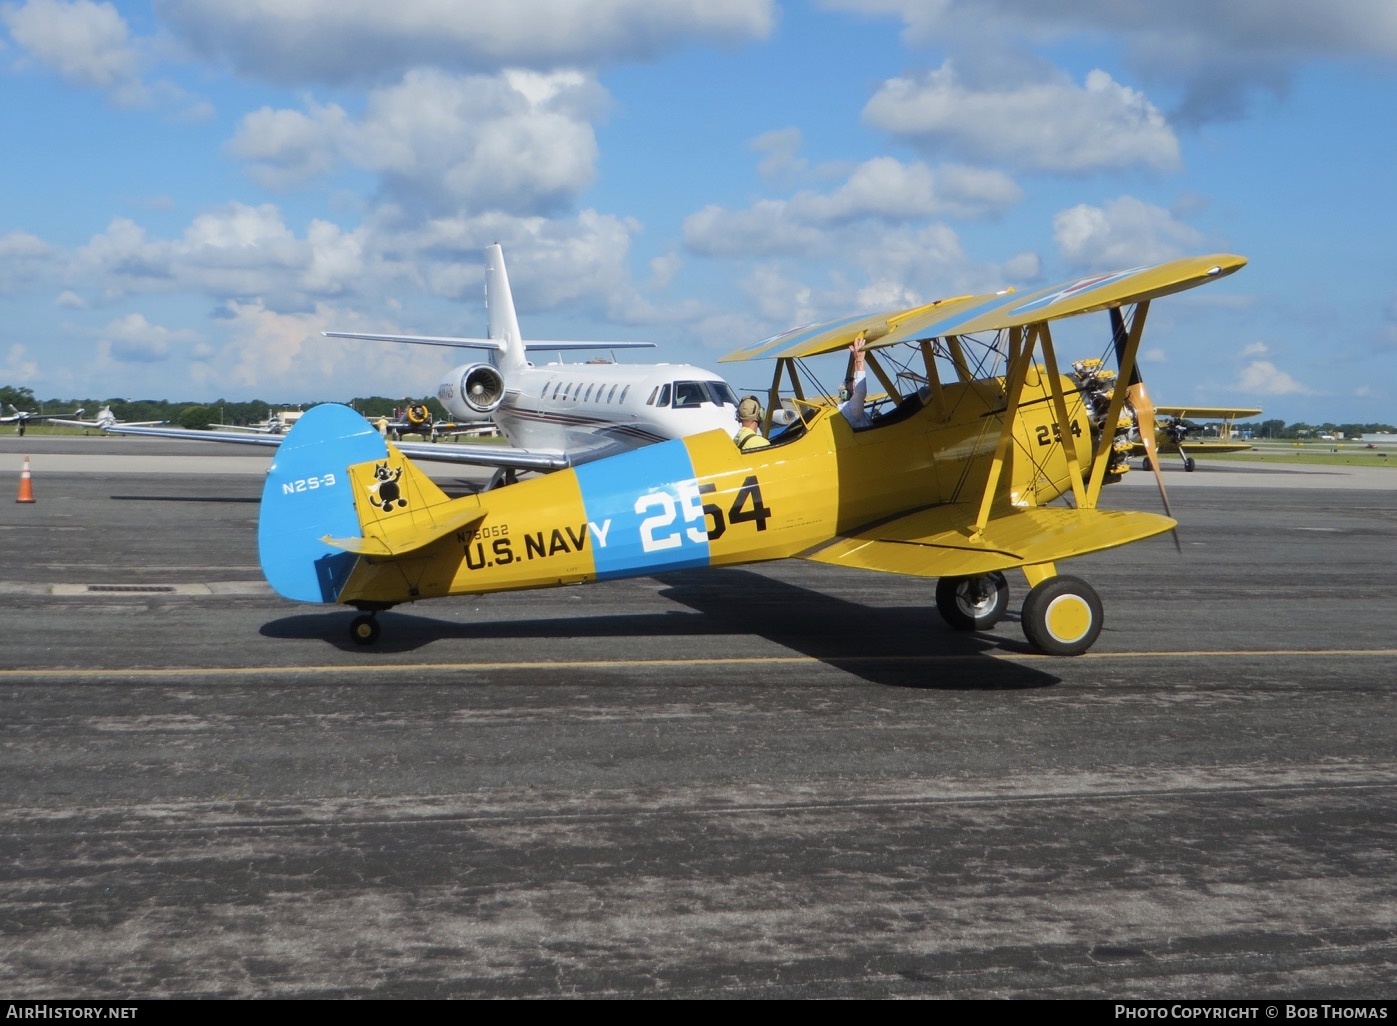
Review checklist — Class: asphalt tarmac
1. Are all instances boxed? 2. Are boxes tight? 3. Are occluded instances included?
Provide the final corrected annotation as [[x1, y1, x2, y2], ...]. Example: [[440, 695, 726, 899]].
[[1, 434, 1394, 998]]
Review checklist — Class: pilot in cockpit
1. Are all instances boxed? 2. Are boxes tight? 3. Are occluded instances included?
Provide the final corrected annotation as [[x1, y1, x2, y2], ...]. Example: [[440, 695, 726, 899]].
[[839, 336, 874, 429]]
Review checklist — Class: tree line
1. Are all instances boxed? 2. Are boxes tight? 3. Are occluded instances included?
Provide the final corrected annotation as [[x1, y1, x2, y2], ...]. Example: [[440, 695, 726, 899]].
[[1240, 419, 1396, 439]]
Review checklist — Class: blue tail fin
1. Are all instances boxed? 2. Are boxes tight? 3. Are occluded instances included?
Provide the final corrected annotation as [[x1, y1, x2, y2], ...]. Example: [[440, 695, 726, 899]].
[[258, 404, 388, 604]]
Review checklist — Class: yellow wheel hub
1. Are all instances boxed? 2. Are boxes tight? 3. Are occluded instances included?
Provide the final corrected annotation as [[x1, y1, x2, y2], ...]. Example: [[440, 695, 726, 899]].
[[1043, 594, 1093, 644]]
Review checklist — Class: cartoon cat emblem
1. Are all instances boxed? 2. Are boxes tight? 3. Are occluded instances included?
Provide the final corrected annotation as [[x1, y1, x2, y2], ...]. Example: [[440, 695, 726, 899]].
[[368, 462, 408, 513]]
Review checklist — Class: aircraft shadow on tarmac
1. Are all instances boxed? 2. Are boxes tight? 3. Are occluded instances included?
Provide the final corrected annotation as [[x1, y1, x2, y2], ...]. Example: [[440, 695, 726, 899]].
[[261, 566, 1060, 691]]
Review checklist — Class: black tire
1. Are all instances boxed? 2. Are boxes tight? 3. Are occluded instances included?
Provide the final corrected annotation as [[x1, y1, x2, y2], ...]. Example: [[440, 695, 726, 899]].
[[1141, 455, 1152, 471], [350, 614, 381, 646], [1021, 576, 1103, 656], [936, 571, 1010, 631], [1184, 457, 1197, 472]]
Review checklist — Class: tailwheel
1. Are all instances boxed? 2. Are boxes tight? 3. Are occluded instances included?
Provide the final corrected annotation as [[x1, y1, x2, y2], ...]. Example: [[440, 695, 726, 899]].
[[936, 571, 1010, 631], [349, 613, 381, 646], [1021, 576, 1103, 656]]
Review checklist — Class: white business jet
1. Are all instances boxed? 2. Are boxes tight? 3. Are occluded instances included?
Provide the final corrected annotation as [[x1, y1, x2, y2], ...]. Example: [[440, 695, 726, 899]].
[[88, 244, 741, 481]]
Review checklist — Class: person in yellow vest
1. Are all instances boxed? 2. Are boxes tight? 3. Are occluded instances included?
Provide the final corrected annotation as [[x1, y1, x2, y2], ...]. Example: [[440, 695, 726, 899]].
[[733, 395, 770, 452]]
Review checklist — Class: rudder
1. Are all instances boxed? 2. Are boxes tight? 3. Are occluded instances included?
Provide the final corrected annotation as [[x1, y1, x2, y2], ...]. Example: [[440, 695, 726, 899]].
[[258, 404, 388, 603]]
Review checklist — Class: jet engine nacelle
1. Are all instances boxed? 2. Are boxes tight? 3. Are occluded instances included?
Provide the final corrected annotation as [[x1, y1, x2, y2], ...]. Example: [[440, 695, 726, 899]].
[[438, 363, 506, 419]]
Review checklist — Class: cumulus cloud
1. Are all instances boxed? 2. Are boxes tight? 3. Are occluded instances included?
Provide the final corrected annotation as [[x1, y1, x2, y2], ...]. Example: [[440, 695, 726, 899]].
[[1052, 197, 1205, 269], [684, 157, 1020, 258], [1237, 359, 1313, 396], [96, 312, 201, 363], [2, 343, 40, 382], [832, 0, 1397, 122], [0, 230, 60, 295], [751, 127, 808, 183], [228, 69, 603, 216], [156, 0, 775, 85], [1, 0, 146, 102], [864, 63, 1179, 173], [74, 203, 368, 303]]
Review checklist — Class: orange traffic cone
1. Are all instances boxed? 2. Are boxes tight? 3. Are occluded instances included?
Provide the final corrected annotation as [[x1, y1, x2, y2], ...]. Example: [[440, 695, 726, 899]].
[[16, 455, 35, 503]]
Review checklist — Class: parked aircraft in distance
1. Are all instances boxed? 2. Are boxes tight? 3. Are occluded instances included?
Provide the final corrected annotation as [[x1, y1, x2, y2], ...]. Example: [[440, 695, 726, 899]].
[[1133, 405, 1262, 471], [4, 404, 87, 435], [257, 253, 1246, 657]]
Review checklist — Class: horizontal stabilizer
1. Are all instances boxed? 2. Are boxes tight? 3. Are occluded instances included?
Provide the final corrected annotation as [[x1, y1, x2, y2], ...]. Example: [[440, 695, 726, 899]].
[[324, 442, 488, 557], [805, 505, 1176, 578]]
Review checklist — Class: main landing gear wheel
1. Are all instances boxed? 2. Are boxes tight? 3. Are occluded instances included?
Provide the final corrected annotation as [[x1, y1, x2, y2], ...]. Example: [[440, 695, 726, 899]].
[[1141, 455, 1153, 471], [1184, 457, 1197, 472], [936, 571, 1010, 631], [1020, 576, 1103, 656], [349, 613, 381, 646]]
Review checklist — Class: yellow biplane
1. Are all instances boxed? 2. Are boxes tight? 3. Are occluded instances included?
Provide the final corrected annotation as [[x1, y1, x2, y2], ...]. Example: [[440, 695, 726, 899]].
[[1129, 405, 1262, 471], [258, 254, 1245, 656]]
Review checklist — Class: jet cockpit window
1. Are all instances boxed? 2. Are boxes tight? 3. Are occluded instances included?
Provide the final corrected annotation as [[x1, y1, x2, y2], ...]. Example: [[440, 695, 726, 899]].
[[707, 381, 738, 407], [645, 386, 659, 406], [620, 385, 631, 404], [672, 381, 710, 408], [656, 383, 672, 407]]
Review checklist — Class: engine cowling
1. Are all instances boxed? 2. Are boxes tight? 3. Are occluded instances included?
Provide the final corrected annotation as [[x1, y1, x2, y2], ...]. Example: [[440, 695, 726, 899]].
[[438, 363, 506, 418]]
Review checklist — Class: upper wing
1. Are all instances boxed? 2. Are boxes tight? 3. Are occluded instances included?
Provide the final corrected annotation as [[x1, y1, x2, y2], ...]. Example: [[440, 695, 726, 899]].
[[722, 254, 1247, 363], [1153, 406, 1262, 419], [804, 504, 1176, 578], [93, 420, 570, 470], [324, 331, 655, 352]]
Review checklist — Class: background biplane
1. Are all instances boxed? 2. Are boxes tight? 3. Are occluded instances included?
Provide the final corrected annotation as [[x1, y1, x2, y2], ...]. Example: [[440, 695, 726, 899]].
[[258, 254, 1246, 656], [1130, 405, 1261, 471]]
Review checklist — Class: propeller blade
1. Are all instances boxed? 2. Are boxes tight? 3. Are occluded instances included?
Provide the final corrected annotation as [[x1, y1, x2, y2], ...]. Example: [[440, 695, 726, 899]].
[[1111, 307, 1180, 552]]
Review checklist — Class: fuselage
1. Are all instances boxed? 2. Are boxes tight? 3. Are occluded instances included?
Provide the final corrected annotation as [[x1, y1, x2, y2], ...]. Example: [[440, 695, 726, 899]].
[[437, 359, 741, 460], [336, 367, 1096, 606]]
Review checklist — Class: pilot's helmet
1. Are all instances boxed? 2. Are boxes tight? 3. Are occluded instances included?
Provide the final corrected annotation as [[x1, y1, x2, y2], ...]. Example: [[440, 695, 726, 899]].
[[737, 396, 763, 423]]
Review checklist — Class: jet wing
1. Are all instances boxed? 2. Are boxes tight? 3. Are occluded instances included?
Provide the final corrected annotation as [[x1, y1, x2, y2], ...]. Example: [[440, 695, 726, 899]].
[[92, 420, 571, 470], [324, 331, 655, 352], [804, 504, 1176, 578], [722, 254, 1247, 363]]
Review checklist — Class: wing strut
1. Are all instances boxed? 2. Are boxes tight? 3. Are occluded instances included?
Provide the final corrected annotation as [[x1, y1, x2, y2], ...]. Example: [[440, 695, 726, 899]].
[[1085, 301, 1150, 505], [1036, 322, 1089, 510], [971, 325, 1034, 539]]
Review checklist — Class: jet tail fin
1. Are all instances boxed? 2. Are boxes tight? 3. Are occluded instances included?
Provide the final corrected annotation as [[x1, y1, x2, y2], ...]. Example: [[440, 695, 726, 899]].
[[485, 243, 528, 374]]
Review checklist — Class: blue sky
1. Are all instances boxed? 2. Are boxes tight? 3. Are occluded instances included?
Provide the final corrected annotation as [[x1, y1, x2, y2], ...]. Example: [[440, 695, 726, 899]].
[[2, 1, 1396, 424]]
